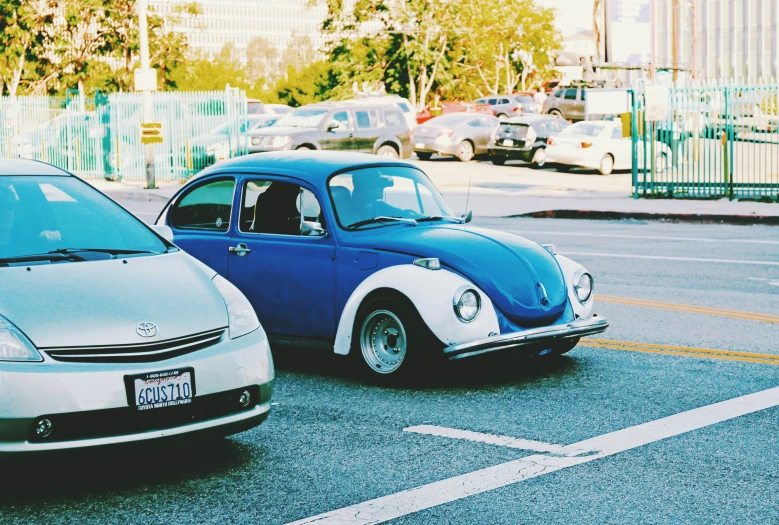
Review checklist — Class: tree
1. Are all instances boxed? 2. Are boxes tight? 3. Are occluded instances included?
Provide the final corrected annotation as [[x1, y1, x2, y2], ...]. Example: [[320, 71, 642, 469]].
[[172, 43, 250, 92], [451, 0, 559, 96], [246, 36, 281, 89], [0, 0, 58, 96]]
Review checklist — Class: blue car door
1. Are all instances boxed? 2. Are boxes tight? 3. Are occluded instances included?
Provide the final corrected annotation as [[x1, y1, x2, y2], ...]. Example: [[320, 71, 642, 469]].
[[227, 176, 336, 341], [165, 176, 237, 277]]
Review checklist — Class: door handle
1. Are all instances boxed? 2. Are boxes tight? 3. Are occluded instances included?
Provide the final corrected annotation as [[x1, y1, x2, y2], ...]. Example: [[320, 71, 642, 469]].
[[349, 133, 354, 138], [228, 243, 251, 256]]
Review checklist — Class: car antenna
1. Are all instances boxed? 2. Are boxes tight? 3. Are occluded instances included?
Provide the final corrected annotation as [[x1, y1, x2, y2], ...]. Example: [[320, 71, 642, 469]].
[[464, 171, 472, 219]]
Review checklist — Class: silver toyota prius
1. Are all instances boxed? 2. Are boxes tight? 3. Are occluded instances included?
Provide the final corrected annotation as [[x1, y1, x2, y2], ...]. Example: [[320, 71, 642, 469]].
[[0, 159, 274, 453]]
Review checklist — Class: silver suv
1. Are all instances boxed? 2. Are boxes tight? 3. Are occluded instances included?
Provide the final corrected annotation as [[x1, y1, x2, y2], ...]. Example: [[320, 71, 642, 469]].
[[542, 87, 588, 122]]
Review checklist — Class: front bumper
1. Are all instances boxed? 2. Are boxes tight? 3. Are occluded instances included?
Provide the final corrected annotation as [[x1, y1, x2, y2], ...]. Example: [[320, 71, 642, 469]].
[[0, 329, 274, 453], [444, 316, 608, 360]]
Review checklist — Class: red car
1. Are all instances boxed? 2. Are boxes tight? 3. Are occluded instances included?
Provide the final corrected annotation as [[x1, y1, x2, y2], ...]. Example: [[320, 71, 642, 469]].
[[416, 101, 494, 124]]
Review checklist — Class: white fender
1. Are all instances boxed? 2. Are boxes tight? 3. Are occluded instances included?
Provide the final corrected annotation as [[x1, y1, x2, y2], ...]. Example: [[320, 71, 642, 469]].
[[555, 254, 594, 320], [333, 265, 500, 355]]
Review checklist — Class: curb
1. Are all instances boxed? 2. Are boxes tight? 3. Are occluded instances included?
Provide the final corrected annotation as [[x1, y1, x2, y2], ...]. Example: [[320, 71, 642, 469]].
[[102, 190, 173, 203], [510, 209, 779, 225]]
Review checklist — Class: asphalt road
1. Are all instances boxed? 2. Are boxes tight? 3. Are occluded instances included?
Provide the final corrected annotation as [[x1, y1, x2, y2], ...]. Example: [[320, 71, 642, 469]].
[[2, 205, 779, 524]]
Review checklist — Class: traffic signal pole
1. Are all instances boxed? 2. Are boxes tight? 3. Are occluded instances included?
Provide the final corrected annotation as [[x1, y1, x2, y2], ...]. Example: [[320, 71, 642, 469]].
[[138, 0, 156, 189]]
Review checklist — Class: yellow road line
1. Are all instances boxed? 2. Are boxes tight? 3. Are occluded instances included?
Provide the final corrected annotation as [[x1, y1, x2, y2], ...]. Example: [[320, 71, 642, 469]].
[[598, 295, 779, 324], [581, 338, 779, 366]]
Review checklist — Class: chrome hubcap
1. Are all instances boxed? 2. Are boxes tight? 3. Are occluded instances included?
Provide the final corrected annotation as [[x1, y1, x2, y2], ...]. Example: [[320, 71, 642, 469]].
[[458, 142, 473, 161], [360, 310, 407, 374], [601, 156, 613, 173], [534, 149, 546, 166]]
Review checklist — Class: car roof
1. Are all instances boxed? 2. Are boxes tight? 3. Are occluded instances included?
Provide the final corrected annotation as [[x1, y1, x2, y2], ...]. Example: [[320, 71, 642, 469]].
[[320, 100, 403, 111], [0, 158, 71, 176], [197, 151, 417, 185], [505, 114, 557, 123]]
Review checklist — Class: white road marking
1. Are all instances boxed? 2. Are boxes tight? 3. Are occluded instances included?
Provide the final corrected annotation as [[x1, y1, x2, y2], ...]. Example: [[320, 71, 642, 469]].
[[560, 251, 779, 267], [403, 425, 575, 456], [507, 230, 779, 246], [287, 385, 779, 525]]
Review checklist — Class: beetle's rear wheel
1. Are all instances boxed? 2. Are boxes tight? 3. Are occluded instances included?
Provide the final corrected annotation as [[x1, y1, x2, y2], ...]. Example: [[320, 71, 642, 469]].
[[353, 296, 437, 383]]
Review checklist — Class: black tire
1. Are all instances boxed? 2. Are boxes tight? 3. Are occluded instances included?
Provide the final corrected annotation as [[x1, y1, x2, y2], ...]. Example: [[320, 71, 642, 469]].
[[497, 113, 508, 120], [415, 152, 433, 161], [351, 295, 439, 384], [296, 145, 312, 151], [376, 144, 399, 158], [549, 109, 563, 118], [491, 156, 507, 166]]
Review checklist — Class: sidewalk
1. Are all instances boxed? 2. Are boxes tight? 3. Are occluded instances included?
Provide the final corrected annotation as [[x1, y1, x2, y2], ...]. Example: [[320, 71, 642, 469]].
[[86, 164, 779, 225]]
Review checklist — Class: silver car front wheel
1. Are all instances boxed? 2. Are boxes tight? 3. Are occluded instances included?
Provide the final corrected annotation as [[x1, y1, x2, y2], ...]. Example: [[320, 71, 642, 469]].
[[532, 148, 546, 167], [456, 140, 474, 162]]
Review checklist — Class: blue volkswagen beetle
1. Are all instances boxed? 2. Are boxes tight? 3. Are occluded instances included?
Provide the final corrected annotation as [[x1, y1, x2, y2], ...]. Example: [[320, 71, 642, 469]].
[[156, 151, 608, 380]]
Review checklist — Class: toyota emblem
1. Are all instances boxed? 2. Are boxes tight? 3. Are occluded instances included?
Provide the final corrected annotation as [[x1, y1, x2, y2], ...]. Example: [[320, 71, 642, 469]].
[[136, 322, 158, 338]]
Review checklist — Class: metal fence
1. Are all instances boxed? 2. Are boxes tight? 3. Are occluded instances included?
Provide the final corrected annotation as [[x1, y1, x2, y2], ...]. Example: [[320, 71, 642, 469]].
[[0, 88, 248, 182], [632, 79, 779, 200]]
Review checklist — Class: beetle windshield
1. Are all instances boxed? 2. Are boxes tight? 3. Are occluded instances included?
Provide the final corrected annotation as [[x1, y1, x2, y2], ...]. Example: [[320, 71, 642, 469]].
[[0, 176, 168, 263], [329, 166, 455, 229]]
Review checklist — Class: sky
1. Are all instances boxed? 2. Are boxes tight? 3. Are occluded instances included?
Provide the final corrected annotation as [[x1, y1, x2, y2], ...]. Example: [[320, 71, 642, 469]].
[[537, 0, 595, 37]]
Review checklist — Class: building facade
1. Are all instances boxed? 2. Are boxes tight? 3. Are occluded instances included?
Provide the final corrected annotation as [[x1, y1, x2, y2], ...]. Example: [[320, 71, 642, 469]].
[[150, 0, 329, 61], [654, 0, 779, 79]]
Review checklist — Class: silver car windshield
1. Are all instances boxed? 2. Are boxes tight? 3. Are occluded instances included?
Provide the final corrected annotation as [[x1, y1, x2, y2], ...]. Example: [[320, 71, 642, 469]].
[[0, 176, 167, 262], [329, 166, 456, 229]]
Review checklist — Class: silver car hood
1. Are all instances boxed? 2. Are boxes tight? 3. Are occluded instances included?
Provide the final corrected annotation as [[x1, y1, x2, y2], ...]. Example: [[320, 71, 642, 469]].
[[0, 251, 227, 348]]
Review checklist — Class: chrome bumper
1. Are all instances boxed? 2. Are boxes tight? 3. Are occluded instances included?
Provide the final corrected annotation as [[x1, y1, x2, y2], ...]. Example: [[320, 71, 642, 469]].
[[444, 316, 608, 360]]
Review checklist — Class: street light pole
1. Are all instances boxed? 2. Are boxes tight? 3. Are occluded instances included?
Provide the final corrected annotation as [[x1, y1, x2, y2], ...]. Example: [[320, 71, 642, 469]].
[[138, 0, 156, 189]]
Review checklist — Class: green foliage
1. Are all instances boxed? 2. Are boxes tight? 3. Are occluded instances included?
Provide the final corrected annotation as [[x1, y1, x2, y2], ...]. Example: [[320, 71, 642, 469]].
[[257, 60, 333, 107], [171, 43, 250, 92]]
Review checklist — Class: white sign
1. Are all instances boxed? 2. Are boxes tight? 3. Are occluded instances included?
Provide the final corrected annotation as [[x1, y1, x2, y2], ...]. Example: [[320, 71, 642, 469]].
[[645, 86, 670, 121], [134, 68, 158, 92], [585, 89, 630, 117]]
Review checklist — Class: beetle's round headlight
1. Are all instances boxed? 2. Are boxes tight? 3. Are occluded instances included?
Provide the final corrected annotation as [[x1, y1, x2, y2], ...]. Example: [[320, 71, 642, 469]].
[[454, 288, 481, 323], [574, 273, 593, 303]]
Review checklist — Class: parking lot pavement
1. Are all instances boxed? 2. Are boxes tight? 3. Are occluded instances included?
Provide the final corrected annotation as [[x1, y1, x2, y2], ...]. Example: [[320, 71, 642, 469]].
[[3, 214, 778, 524]]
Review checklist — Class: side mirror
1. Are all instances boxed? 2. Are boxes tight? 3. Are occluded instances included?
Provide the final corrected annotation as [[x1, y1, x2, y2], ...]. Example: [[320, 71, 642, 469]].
[[152, 224, 174, 242], [327, 121, 341, 132], [461, 210, 473, 223], [300, 221, 326, 237]]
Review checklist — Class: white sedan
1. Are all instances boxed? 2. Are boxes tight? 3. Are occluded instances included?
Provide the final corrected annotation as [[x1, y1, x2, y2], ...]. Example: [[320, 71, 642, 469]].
[[546, 120, 670, 175]]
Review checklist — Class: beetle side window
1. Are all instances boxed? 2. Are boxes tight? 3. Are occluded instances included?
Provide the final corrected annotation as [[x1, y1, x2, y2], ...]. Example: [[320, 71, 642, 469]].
[[170, 178, 235, 232], [240, 180, 323, 236]]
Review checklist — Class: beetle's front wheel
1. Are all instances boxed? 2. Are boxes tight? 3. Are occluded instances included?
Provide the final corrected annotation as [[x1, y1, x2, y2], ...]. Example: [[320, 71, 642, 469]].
[[353, 296, 434, 382]]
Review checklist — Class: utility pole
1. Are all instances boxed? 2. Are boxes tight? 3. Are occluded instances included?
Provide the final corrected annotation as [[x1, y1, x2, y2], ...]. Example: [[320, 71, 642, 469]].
[[137, 0, 156, 189], [672, 0, 680, 83], [649, 0, 656, 81], [690, 0, 697, 79]]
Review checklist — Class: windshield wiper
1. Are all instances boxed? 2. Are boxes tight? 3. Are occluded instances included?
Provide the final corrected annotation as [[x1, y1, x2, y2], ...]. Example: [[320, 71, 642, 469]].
[[416, 215, 465, 224], [49, 248, 164, 257], [0, 253, 76, 264], [345, 216, 418, 229]]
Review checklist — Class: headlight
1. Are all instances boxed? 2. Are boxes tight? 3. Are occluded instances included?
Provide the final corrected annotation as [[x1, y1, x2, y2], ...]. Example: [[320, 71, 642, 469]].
[[453, 287, 481, 323], [212, 275, 261, 339], [251, 136, 262, 145], [0, 316, 43, 362], [574, 272, 593, 303], [269, 136, 291, 148]]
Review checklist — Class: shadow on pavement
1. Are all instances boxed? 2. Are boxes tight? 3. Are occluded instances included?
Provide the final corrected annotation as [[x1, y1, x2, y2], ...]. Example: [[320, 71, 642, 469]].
[[272, 345, 581, 392], [0, 436, 259, 504]]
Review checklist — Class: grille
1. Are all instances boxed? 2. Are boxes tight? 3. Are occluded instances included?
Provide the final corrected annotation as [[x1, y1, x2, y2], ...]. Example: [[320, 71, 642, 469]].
[[43, 328, 226, 363], [28, 385, 267, 443]]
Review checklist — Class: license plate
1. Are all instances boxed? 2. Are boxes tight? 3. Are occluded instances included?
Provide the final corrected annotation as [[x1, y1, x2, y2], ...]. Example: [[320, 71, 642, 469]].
[[502, 139, 513, 146], [126, 368, 196, 412], [415, 142, 425, 149]]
